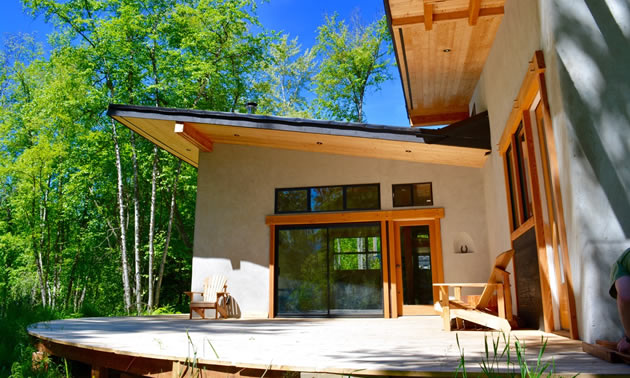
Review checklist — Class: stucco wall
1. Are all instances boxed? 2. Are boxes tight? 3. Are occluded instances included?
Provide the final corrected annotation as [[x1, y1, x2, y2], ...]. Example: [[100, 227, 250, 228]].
[[192, 144, 490, 317], [471, 0, 630, 341]]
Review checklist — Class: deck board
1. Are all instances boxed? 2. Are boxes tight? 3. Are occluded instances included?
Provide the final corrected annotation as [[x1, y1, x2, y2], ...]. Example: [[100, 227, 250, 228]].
[[28, 315, 630, 376]]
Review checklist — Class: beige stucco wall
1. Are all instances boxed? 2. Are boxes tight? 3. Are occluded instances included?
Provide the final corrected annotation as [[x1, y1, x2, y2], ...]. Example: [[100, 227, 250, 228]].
[[471, 0, 630, 341], [192, 144, 490, 317]]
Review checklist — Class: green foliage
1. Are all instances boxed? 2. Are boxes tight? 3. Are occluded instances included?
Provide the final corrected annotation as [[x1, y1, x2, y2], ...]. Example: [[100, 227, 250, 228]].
[[256, 34, 316, 118], [313, 12, 392, 122], [0, 303, 71, 378], [455, 332, 563, 377]]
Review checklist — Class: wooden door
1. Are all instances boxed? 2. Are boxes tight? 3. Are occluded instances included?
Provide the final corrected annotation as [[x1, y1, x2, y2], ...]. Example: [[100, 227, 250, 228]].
[[393, 220, 444, 315]]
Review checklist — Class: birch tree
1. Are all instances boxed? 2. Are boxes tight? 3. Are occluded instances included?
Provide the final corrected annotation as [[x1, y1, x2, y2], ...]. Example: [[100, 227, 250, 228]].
[[313, 13, 392, 122]]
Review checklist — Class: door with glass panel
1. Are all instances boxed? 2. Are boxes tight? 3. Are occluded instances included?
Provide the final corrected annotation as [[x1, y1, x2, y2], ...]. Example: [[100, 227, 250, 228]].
[[275, 222, 383, 316], [394, 220, 443, 315]]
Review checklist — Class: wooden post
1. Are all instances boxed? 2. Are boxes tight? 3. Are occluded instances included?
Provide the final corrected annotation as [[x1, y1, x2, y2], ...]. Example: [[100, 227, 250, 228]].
[[388, 221, 398, 317], [496, 283, 505, 319], [268, 225, 275, 319], [440, 286, 450, 331], [380, 220, 391, 318], [454, 286, 464, 329]]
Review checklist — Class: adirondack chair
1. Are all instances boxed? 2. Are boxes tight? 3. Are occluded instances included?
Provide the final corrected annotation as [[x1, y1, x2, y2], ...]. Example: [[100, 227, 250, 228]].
[[433, 249, 515, 332], [184, 275, 229, 319]]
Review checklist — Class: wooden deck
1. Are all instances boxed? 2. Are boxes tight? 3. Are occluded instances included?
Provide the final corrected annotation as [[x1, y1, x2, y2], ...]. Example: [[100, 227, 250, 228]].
[[28, 315, 630, 377]]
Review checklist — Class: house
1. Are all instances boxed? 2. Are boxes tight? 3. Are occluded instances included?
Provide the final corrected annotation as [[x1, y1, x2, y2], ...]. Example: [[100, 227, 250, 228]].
[[107, 0, 630, 346]]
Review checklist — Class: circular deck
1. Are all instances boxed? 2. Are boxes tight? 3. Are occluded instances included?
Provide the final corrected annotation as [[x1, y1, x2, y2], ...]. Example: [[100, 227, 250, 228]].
[[29, 315, 630, 376]]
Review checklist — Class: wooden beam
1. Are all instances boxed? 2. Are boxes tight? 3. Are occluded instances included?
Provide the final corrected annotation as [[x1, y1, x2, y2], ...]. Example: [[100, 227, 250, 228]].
[[174, 122, 213, 152], [266, 208, 445, 226], [468, 0, 482, 25], [410, 112, 469, 126], [391, 6, 504, 27], [424, 3, 433, 31]]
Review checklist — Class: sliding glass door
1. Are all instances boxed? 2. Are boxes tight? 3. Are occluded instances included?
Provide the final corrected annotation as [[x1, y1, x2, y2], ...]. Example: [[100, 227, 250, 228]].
[[275, 223, 383, 316]]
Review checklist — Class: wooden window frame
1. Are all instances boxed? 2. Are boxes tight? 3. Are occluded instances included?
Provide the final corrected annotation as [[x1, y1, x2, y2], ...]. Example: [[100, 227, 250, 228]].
[[499, 51, 578, 339]]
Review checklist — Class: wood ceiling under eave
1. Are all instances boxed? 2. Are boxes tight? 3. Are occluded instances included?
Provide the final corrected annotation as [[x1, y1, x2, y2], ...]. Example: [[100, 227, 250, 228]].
[[111, 115, 489, 168], [386, 0, 505, 126]]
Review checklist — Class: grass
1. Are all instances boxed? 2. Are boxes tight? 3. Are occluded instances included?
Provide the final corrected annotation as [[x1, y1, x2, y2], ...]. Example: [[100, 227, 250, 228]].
[[0, 303, 71, 378], [455, 332, 565, 378]]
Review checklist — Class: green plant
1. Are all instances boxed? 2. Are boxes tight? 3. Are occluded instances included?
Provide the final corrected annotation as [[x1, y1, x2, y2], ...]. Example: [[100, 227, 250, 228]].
[[455, 332, 565, 378]]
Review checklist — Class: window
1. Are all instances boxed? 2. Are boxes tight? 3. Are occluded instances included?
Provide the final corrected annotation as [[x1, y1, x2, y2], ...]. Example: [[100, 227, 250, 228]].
[[392, 183, 433, 207], [503, 122, 534, 230], [275, 184, 380, 214]]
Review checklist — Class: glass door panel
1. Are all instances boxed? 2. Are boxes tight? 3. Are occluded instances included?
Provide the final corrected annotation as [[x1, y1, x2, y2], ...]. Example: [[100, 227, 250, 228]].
[[400, 225, 433, 306], [329, 224, 383, 315], [276, 223, 383, 317], [276, 227, 328, 316]]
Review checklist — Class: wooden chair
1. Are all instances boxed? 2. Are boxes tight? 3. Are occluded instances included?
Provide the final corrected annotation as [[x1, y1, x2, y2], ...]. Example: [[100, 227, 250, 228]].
[[184, 275, 229, 319], [433, 249, 515, 332]]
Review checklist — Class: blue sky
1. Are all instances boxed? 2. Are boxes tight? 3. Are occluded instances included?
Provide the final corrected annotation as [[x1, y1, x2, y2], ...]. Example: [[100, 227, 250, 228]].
[[0, 0, 410, 126]]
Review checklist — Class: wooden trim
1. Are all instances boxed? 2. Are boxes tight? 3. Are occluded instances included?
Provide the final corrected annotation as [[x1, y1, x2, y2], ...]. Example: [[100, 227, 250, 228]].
[[424, 3, 434, 31], [468, 0, 481, 25], [388, 220, 398, 318], [174, 123, 213, 152], [394, 221, 404, 316], [523, 110, 555, 333], [499, 51, 578, 338], [391, 6, 504, 27], [536, 70, 579, 339], [410, 111, 469, 126], [268, 225, 275, 319], [267, 210, 445, 319], [499, 51, 546, 153], [510, 216, 535, 241], [380, 220, 391, 318], [265, 208, 445, 226]]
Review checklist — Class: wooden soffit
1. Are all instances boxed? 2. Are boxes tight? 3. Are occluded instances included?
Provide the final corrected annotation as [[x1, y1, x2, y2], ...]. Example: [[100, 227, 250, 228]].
[[385, 0, 505, 126], [108, 105, 489, 168]]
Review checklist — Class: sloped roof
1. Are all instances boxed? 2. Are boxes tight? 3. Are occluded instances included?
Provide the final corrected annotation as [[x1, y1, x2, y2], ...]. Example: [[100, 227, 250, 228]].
[[107, 104, 490, 168]]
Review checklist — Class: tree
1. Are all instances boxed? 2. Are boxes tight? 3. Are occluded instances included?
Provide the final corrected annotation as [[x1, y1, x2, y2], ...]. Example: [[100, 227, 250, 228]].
[[256, 35, 316, 118], [15, 0, 272, 315], [313, 13, 392, 122]]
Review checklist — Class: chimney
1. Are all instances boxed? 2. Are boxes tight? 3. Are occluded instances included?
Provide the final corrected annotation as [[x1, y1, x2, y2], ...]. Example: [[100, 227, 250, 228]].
[[246, 102, 258, 114]]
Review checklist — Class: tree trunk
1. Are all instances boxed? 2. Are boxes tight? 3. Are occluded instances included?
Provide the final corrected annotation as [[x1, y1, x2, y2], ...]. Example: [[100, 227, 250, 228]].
[[112, 119, 132, 312], [147, 146, 159, 311], [148, 34, 161, 311], [155, 160, 182, 308], [130, 132, 142, 314]]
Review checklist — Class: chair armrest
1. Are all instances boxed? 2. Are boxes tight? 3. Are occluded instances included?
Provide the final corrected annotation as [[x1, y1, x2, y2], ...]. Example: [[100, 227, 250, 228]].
[[184, 291, 203, 301]]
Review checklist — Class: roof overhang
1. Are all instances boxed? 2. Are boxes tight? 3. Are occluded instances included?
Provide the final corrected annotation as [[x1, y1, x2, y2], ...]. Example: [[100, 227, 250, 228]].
[[107, 104, 490, 168], [384, 0, 505, 126]]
